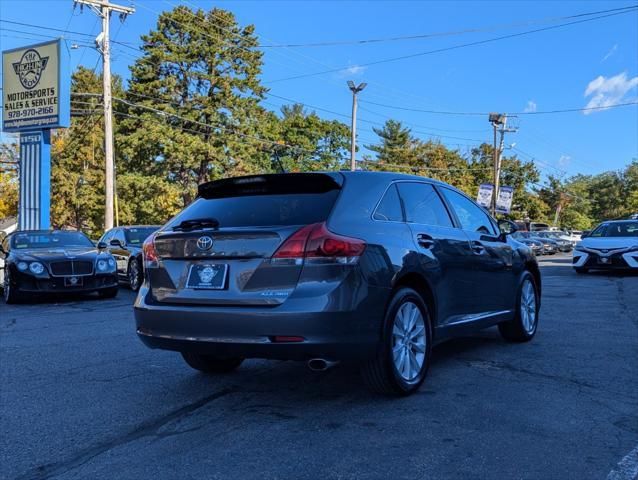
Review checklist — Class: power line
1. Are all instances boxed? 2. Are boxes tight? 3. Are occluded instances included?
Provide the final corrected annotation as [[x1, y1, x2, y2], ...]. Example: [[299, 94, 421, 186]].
[[258, 5, 638, 48], [359, 99, 638, 116], [267, 8, 637, 83]]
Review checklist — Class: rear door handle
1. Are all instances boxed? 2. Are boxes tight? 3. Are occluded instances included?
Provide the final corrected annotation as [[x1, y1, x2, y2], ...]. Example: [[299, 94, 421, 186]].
[[417, 234, 435, 249], [471, 241, 485, 254]]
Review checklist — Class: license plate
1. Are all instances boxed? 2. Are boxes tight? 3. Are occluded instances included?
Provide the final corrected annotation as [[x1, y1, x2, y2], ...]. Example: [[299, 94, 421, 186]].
[[598, 257, 610, 264], [186, 264, 228, 290], [64, 276, 83, 286]]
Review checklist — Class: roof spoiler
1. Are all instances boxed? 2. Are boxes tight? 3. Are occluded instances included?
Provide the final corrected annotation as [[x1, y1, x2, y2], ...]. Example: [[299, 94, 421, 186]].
[[197, 173, 343, 199]]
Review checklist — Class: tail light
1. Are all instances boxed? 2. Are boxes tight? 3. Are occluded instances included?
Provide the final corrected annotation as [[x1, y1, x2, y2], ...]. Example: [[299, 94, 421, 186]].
[[142, 233, 159, 268], [272, 222, 365, 265]]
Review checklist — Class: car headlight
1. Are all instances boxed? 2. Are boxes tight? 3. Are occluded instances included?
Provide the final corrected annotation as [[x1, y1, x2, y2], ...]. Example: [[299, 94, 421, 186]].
[[574, 245, 585, 252], [97, 259, 109, 271], [97, 257, 116, 272], [29, 262, 45, 274], [17, 261, 28, 271], [628, 245, 638, 253]]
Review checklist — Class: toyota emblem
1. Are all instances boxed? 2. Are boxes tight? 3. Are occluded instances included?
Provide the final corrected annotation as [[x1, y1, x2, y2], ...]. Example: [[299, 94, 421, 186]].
[[196, 236, 213, 251]]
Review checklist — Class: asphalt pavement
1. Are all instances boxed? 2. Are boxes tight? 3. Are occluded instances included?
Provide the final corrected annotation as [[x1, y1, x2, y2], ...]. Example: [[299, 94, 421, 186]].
[[1, 254, 637, 480]]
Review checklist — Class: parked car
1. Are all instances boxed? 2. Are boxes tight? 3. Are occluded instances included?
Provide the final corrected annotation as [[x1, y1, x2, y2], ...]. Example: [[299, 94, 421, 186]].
[[98, 226, 160, 291], [512, 232, 545, 255], [573, 220, 638, 273], [134, 172, 541, 396], [517, 232, 556, 255], [1, 230, 118, 303], [535, 231, 573, 252], [0, 217, 17, 286]]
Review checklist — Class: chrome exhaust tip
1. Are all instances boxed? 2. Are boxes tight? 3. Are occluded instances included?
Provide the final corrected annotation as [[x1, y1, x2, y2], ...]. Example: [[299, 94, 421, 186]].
[[307, 358, 339, 372]]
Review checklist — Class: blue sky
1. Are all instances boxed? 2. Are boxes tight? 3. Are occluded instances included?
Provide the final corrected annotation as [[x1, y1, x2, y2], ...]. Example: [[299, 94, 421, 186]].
[[1, 0, 637, 180]]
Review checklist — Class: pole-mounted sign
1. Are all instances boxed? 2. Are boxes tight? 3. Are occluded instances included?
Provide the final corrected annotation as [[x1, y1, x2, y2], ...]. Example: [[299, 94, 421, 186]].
[[2, 39, 69, 230]]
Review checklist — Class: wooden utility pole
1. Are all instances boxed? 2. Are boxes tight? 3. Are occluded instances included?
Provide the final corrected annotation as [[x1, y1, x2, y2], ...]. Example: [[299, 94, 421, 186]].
[[76, 0, 134, 230], [488, 113, 517, 216]]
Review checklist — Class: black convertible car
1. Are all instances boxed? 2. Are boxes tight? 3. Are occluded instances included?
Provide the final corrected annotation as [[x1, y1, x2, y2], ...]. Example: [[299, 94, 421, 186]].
[[1, 230, 119, 303]]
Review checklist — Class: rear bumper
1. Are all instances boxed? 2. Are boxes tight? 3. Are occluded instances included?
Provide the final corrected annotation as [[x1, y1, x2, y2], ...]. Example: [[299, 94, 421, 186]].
[[134, 285, 388, 361]]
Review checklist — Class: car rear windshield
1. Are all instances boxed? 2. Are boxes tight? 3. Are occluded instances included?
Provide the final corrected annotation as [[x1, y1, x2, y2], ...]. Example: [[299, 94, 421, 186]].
[[11, 231, 94, 249], [166, 174, 342, 229], [125, 227, 158, 244], [590, 221, 638, 238]]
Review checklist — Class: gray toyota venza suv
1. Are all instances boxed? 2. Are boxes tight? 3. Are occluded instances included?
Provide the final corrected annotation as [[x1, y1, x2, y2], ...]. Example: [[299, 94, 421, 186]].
[[134, 172, 540, 395]]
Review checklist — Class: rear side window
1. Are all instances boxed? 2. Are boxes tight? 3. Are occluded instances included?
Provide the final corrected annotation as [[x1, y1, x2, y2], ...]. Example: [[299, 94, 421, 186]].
[[374, 184, 403, 221], [167, 191, 340, 229], [397, 182, 453, 227], [442, 188, 497, 235]]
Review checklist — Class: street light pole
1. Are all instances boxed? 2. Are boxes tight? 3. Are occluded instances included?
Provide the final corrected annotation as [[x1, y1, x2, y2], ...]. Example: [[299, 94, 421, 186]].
[[347, 81, 367, 171]]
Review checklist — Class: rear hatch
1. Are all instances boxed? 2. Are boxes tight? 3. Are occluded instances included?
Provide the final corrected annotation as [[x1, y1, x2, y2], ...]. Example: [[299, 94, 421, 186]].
[[147, 173, 343, 306]]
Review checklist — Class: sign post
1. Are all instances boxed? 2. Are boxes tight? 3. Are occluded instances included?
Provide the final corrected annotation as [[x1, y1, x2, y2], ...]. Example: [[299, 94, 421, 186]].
[[2, 39, 69, 230]]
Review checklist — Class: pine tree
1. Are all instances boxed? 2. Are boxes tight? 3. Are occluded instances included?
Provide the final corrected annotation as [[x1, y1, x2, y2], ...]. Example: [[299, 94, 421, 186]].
[[119, 5, 269, 206]]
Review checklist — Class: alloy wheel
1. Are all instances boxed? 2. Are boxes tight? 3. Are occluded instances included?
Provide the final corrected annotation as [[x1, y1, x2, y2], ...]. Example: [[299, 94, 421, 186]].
[[129, 261, 140, 290], [520, 279, 537, 334], [392, 301, 426, 381], [3, 271, 10, 302]]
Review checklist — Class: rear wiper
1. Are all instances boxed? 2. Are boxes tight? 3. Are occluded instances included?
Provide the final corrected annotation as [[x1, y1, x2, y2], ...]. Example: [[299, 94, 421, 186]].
[[172, 218, 220, 232]]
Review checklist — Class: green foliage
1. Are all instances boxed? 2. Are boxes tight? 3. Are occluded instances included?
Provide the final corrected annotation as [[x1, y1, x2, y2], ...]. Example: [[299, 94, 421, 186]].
[[0, 143, 19, 219], [116, 174, 183, 225]]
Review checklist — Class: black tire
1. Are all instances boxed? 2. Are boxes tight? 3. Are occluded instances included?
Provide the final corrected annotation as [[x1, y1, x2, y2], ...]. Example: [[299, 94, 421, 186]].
[[98, 286, 118, 298], [3, 268, 22, 304], [181, 352, 243, 374], [128, 257, 143, 292], [361, 287, 432, 396], [498, 272, 539, 343], [574, 267, 588, 274]]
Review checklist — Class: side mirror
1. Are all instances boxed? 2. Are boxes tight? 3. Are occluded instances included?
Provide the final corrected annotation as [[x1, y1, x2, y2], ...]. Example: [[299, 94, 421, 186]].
[[109, 239, 123, 247], [498, 219, 519, 236], [97, 241, 108, 249], [581, 230, 590, 238]]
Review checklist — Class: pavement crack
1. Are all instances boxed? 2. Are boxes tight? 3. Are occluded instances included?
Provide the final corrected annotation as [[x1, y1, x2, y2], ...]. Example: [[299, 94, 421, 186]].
[[15, 387, 237, 480]]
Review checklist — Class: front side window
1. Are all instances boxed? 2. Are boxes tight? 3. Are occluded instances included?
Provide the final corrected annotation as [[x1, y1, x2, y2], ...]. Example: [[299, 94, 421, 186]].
[[442, 188, 497, 235], [373, 184, 403, 222], [397, 182, 453, 227], [100, 230, 113, 244], [113, 229, 126, 244]]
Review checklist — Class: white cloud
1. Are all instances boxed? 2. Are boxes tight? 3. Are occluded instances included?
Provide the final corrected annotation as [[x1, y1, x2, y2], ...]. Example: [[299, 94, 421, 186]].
[[558, 155, 571, 168], [336, 62, 367, 78], [583, 72, 638, 114], [602, 44, 618, 62], [523, 100, 537, 113]]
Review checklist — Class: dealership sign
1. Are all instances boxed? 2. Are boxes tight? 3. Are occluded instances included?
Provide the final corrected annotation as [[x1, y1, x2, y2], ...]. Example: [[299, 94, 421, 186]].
[[476, 183, 494, 208], [2, 39, 69, 132], [496, 185, 514, 214]]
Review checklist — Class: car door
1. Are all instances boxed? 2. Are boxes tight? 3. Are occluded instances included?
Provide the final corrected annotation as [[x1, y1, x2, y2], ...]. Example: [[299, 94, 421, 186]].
[[110, 229, 129, 277], [395, 182, 476, 325], [439, 187, 516, 314]]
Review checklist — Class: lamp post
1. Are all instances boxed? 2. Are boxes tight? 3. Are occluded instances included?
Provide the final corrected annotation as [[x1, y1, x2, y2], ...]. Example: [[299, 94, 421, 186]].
[[347, 81, 367, 171]]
